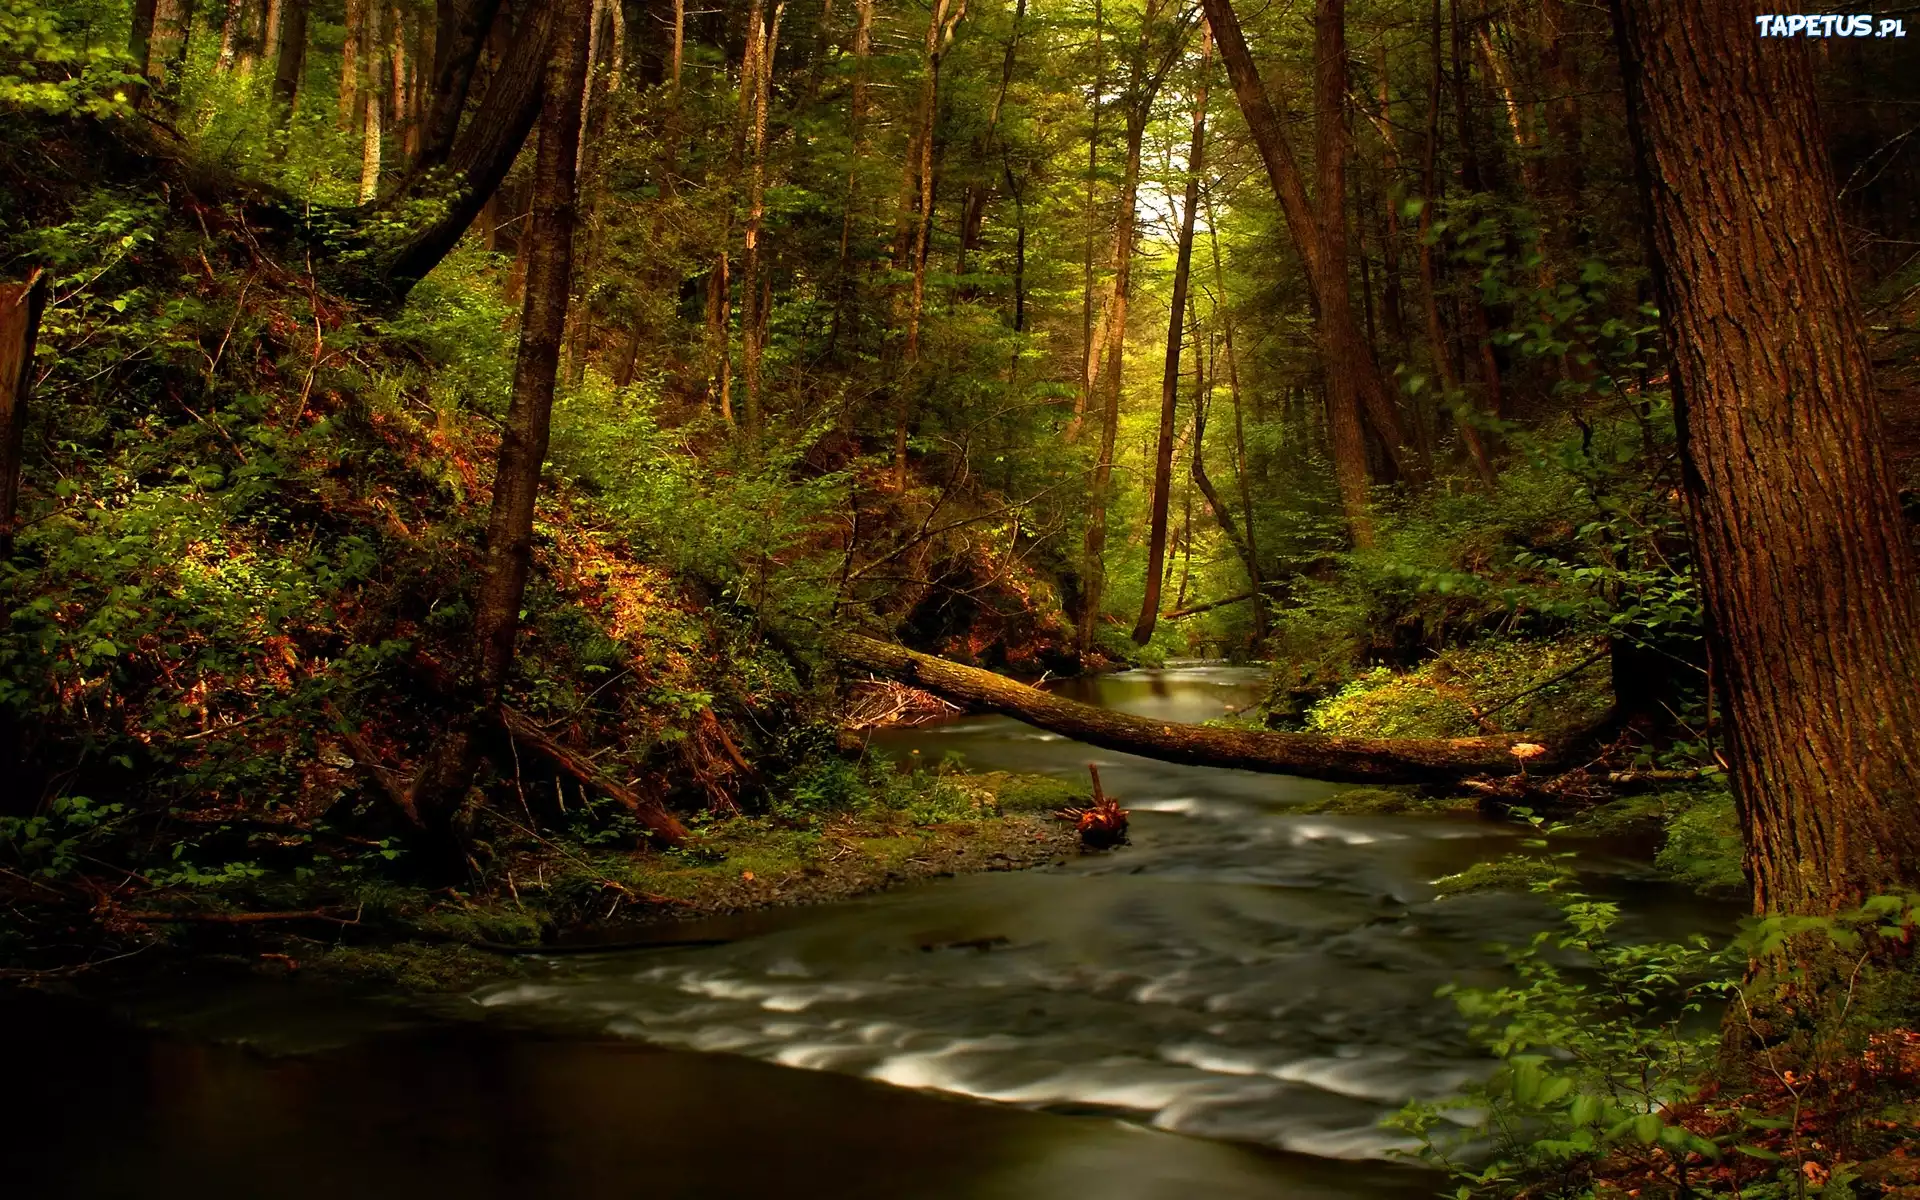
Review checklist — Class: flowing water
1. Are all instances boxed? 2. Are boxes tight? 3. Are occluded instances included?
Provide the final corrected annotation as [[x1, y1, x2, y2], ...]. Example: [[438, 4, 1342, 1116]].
[[12, 664, 1700, 1199]]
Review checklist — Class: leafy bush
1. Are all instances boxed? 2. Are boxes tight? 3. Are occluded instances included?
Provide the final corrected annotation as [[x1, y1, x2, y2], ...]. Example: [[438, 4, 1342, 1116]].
[[1393, 894, 1920, 1199], [1301, 638, 1612, 737]]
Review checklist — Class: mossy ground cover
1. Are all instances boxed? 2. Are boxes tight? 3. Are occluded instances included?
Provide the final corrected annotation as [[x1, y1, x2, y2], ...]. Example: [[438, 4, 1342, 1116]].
[[98, 772, 1084, 992]]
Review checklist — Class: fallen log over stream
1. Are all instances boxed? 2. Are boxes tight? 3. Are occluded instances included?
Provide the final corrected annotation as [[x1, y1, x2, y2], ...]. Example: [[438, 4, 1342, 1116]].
[[828, 633, 1562, 784]]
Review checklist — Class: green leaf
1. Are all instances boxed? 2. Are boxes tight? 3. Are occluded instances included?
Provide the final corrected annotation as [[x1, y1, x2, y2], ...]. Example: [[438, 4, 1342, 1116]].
[[1632, 1113, 1663, 1144]]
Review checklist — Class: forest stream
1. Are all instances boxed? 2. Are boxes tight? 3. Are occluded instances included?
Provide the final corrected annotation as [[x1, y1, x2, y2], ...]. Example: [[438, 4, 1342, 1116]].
[[8, 665, 1725, 1200]]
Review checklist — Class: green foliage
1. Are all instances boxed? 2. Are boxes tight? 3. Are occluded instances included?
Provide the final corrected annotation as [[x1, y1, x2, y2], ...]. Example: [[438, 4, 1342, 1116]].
[[0, 0, 137, 116], [1393, 895, 1920, 1199], [548, 375, 853, 625], [1301, 638, 1611, 738], [0, 794, 126, 876], [1655, 788, 1746, 897]]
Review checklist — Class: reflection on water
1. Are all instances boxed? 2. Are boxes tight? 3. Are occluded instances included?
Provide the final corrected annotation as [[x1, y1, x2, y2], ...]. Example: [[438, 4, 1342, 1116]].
[[6, 986, 1429, 1199], [11, 664, 1705, 1199]]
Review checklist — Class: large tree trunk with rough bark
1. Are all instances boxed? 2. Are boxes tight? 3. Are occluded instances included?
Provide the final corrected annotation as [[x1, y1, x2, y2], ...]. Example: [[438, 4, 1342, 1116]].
[[0, 273, 48, 558], [1133, 28, 1210, 645], [405, 0, 595, 870], [830, 634, 1553, 782], [357, 0, 384, 203], [1612, 0, 1920, 925]]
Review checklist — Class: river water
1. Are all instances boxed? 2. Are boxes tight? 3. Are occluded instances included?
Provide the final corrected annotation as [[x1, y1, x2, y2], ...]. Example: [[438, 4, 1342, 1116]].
[[12, 665, 1691, 1199]]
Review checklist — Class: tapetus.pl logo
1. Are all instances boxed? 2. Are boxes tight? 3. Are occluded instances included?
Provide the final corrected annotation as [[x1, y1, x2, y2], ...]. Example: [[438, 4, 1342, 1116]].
[[1755, 13, 1907, 37]]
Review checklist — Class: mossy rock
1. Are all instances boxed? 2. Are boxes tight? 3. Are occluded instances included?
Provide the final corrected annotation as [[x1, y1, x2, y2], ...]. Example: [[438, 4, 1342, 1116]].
[[309, 943, 520, 992], [968, 772, 1090, 813], [1432, 855, 1568, 897], [414, 904, 548, 947]]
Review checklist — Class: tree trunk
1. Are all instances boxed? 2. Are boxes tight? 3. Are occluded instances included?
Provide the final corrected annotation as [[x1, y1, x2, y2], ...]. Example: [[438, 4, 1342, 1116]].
[[891, 0, 968, 489], [1198, 0, 1427, 538], [1309, 0, 1379, 545], [414, 0, 503, 175], [705, 0, 763, 424], [1611, 0, 1920, 926], [340, 0, 363, 129], [217, 0, 245, 69], [130, 0, 160, 87], [827, 0, 873, 357], [1065, 0, 1105, 444], [147, 0, 196, 90], [357, 0, 384, 203], [388, 3, 412, 160], [269, 0, 307, 130], [377, 1, 561, 297], [1191, 372, 1262, 619], [829, 633, 1554, 782], [1133, 28, 1210, 645], [1078, 0, 1161, 654], [1417, 0, 1495, 487], [0, 273, 48, 558], [259, 0, 284, 77], [741, 2, 783, 433], [406, 0, 595, 868], [955, 0, 1024, 293]]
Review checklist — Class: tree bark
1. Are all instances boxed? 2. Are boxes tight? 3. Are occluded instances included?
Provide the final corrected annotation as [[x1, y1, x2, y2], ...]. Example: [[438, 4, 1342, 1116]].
[[147, 0, 196, 90], [217, 0, 246, 69], [130, 0, 160, 87], [406, 0, 595, 866], [1191, 373, 1262, 615], [357, 0, 384, 203], [1611, 0, 1920, 921], [1309, 0, 1378, 545], [827, 0, 873, 357], [388, 3, 413, 159], [0, 272, 48, 558], [261, 0, 283, 78], [377, 1, 560, 296], [414, 0, 503, 175], [1417, 0, 1496, 487], [340, 0, 364, 129], [829, 633, 1554, 782], [1133, 28, 1210, 645], [270, 0, 308, 130]]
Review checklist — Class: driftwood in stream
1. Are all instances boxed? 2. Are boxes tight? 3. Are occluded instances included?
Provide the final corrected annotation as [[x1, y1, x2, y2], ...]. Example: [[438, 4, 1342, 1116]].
[[828, 633, 1559, 783]]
